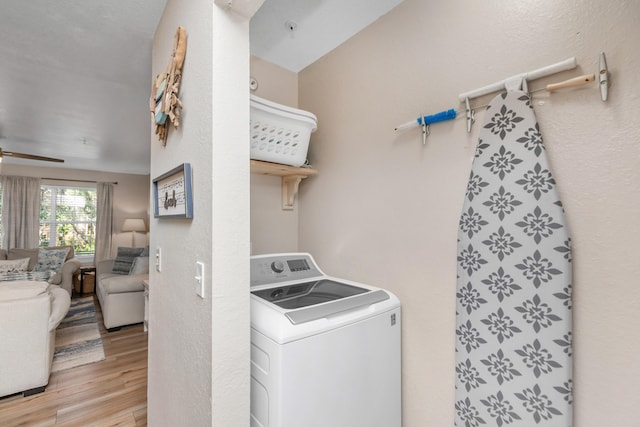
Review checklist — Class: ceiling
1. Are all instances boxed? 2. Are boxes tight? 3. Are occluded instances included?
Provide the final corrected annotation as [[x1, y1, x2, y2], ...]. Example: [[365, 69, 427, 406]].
[[0, 0, 403, 175], [250, 0, 405, 73], [0, 0, 167, 175]]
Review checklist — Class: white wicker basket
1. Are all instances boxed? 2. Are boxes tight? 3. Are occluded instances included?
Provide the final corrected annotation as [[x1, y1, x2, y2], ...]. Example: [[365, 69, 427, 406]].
[[250, 95, 317, 167]]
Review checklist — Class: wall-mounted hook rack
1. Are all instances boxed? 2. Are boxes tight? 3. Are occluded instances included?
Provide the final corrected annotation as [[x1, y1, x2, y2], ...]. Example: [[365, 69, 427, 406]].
[[393, 53, 610, 139]]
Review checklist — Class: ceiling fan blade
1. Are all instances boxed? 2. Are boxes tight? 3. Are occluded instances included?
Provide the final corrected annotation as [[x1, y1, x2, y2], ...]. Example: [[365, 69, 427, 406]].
[[3, 150, 65, 163]]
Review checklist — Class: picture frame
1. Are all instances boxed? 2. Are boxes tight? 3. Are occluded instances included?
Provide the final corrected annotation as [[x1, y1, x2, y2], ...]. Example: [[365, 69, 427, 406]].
[[153, 163, 193, 218]]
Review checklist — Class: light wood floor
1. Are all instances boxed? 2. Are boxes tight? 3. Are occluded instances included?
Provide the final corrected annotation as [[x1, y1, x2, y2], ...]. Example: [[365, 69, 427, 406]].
[[0, 295, 148, 426]]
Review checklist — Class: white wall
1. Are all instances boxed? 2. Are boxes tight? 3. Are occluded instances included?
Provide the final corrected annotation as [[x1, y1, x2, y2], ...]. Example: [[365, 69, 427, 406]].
[[0, 164, 149, 256], [298, 0, 640, 425], [149, 0, 250, 424]]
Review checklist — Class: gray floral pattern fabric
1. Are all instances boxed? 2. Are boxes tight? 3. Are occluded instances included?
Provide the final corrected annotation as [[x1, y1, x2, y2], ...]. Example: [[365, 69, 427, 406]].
[[456, 91, 572, 426]]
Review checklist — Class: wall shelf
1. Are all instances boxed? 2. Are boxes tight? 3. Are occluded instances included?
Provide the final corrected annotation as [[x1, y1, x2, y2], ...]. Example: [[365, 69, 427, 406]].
[[250, 160, 318, 210]]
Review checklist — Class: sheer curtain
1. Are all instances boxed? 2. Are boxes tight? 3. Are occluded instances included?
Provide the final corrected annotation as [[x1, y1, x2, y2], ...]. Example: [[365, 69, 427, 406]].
[[95, 182, 114, 263], [1, 176, 41, 249]]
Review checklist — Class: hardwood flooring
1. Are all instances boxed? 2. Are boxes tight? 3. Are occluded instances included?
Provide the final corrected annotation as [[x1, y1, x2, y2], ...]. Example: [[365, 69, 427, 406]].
[[0, 295, 148, 426]]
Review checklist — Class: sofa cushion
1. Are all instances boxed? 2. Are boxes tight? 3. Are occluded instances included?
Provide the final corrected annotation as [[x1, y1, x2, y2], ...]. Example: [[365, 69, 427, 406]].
[[100, 274, 146, 294], [111, 247, 145, 274], [129, 256, 149, 275], [48, 271, 62, 285], [8, 248, 39, 270], [0, 258, 30, 273], [34, 247, 70, 273], [0, 280, 49, 302]]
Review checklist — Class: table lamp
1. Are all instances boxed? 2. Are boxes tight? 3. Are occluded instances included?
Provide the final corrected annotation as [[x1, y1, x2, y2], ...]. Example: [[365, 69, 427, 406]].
[[122, 218, 146, 247]]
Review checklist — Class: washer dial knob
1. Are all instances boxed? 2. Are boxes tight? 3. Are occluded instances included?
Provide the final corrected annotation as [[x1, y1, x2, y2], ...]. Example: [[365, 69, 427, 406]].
[[271, 261, 285, 273]]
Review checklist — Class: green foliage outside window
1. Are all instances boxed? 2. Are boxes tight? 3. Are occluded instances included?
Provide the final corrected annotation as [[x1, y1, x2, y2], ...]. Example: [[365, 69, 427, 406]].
[[39, 186, 97, 256]]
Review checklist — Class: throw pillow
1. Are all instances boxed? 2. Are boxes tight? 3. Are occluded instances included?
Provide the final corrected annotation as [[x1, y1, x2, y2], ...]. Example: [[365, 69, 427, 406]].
[[0, 257, 30, 273], [34, 247, 70, 273], [139, 245, 150, 257], [43, 245, 75, 261], [129, 256, 150, 275], [111, 247, 145, 275]]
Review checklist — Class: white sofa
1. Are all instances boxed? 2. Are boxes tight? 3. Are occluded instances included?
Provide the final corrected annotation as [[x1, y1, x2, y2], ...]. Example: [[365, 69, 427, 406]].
[[96, 259, 148, 331], [0, 246, 80, 295], [0, 281, 70, 398]]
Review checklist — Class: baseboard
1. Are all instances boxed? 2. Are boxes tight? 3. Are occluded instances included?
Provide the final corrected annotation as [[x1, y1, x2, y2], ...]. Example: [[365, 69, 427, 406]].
[[23, 386, 46, 397]]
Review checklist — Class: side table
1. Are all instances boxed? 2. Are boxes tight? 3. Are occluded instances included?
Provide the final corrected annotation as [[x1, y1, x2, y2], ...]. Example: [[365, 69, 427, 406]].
[[78, 266, 97, 295], [143, 279, 149, 332]]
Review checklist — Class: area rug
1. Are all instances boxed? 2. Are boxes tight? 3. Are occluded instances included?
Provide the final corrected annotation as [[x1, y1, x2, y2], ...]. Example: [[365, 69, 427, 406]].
[[52, 296, 106, 373]]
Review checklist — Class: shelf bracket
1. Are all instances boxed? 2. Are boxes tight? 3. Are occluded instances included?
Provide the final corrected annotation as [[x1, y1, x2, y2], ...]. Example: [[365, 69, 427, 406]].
[[250, 160, 317, 210], [282, 175, 305, 210]]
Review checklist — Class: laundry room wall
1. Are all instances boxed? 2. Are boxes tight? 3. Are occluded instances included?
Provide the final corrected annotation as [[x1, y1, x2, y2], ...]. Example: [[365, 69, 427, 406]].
[[250, 56, 300, 254], [297, 0, 640, 426], [149, 0, 250, 424]]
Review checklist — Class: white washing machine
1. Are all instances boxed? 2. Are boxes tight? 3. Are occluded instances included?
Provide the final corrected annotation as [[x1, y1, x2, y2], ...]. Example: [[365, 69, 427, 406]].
[[250, 253, 401, 427]]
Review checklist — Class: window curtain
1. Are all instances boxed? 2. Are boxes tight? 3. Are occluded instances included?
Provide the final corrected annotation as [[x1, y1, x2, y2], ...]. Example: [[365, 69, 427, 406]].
[[95, 182, 114, 263], [1, 176, 41, 249]]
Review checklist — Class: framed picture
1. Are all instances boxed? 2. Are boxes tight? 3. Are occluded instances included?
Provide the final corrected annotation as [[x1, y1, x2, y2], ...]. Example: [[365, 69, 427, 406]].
[[153, 163, 193, 218]]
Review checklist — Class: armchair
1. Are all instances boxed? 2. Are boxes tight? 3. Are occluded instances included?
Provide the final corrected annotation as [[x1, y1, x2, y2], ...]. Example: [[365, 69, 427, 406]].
[[96, 258, 148, 330]]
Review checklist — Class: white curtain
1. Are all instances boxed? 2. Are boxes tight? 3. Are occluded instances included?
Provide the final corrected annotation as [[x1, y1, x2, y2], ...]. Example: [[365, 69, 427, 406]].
[[1, 176, 41, 249], [94, 182, 114, 263]]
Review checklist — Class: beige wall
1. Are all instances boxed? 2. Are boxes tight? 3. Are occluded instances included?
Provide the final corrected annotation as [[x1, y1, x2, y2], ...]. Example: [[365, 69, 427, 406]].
[[147, 0, 639, 424], [0, 164, 149, 256], [249, 56, 300, 254], [297, 0, 640, 425], [150, 0, 250, 425], [250, 55, 298, 107]]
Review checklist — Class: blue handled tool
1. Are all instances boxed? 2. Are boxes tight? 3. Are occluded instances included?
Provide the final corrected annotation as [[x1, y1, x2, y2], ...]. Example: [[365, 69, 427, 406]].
[[394, 108, 457, 131]]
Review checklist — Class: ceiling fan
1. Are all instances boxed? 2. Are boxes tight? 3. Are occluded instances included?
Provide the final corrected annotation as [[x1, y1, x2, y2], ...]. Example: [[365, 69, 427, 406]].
[[0, 147, 64, 163]]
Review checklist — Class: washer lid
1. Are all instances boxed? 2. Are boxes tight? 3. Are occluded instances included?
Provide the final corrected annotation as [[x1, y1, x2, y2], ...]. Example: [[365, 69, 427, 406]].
[[252, 279, 391, 325], [252, 279, 366, 309]]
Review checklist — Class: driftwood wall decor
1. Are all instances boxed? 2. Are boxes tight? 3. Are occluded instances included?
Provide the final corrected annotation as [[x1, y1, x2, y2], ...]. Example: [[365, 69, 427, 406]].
[[151, 26, 187, 145]]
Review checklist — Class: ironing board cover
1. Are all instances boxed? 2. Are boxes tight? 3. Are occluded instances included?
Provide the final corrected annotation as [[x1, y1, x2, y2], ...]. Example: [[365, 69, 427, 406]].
[[455, 91, 572, 426]]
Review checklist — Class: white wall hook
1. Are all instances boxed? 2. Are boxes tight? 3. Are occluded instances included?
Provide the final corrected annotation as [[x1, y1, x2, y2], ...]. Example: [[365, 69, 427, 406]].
[[599, 52, 609, 101], [465, 97, 475, 133], [421, 114, 430, 145]]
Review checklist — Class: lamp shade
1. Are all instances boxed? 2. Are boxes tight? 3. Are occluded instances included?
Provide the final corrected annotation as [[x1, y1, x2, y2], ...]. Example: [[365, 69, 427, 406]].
[[122, 218, 146, 232]]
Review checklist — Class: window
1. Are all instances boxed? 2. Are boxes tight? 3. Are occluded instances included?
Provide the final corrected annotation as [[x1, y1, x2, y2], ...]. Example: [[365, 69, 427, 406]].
[[40, 185, 97, 261]]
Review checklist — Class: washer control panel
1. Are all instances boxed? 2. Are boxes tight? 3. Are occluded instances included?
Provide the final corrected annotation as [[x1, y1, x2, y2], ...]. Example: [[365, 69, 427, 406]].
[[251, 253, 322, 287]]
